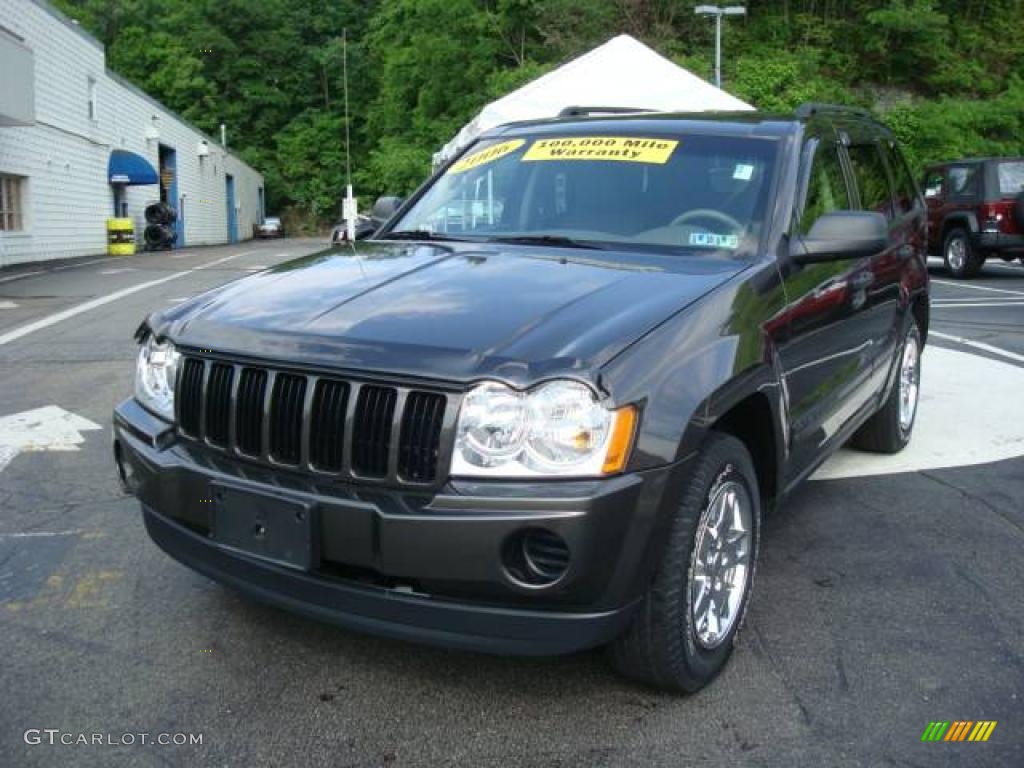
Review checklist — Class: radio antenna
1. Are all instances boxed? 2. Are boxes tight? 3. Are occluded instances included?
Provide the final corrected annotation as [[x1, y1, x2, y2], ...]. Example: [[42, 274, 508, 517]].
[[342, 28, 356, 241]]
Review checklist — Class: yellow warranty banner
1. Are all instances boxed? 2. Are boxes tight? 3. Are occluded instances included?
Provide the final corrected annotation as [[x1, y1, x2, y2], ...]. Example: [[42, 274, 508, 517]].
[[522, 137, 679, 164], [449, 139, 525, 174]]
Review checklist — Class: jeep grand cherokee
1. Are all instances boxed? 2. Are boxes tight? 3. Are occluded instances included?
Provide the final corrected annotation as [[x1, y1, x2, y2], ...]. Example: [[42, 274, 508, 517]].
[[114, 104, 929, 692]]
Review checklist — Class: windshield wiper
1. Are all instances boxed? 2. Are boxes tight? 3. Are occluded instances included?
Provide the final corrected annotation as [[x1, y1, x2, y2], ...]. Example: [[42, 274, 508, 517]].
[[487, 234, 603, 250], [378, 230, 470, 242]]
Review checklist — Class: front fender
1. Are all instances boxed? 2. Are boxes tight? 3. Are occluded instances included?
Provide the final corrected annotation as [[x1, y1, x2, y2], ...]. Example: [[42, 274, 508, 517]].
[[599, 263, 788, 477]]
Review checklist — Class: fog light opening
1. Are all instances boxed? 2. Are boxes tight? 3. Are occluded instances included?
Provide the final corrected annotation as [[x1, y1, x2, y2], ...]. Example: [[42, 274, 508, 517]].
[[503, 528, 570, 588]]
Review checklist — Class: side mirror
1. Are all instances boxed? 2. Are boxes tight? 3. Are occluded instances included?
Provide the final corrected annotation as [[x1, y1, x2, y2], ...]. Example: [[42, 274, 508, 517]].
[[793, 211, 888, 264], [371, 196, 404, 221]]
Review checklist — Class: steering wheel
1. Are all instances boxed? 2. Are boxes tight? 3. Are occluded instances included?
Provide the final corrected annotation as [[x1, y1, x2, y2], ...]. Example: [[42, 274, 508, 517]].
[[671, 209, 742, 232]]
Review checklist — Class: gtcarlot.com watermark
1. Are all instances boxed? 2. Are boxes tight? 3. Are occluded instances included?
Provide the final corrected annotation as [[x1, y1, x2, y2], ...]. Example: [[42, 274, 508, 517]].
[[24, 729, 202, 747]]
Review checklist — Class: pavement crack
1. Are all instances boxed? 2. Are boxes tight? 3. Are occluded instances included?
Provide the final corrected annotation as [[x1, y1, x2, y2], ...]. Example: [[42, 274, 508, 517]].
[[950, 562, 1024, 676], [747, 621, 813, 726], [920, 470, 1024, 538]]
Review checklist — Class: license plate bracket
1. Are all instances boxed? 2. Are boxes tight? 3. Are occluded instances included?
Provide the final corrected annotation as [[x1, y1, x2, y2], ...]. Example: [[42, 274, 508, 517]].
[[212, 483, 317, 571]]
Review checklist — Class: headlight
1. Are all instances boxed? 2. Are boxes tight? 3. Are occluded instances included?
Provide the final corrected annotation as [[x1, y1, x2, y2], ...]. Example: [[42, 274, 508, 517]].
[[134, 336, 180, 421], [451, 380, 637, 478]]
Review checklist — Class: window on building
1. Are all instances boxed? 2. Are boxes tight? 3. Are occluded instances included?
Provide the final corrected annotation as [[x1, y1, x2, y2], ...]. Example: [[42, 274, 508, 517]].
[[847, 142, 894, 219], [88, 76, 97, 121], [799, 142, 850, 235], [0, 174, 26, 231]]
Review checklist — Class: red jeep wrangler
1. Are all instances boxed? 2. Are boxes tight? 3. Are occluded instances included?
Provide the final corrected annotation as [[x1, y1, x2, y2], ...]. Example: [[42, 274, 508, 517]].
[[922, 157, 1024, 278]]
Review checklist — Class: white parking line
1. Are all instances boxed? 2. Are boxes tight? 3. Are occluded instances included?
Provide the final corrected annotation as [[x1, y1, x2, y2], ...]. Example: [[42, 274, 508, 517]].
[[932, 279, 1024, 297], [0, 250, 255, 347], [0, 530, 84, 539], [933, 296, 1024, 302], [0, 301, 18, 309], [932, 301, 1024, 308], [930, 331, 1024, 365], [52, 258, 113, 271], [0, 270, 44, 285]]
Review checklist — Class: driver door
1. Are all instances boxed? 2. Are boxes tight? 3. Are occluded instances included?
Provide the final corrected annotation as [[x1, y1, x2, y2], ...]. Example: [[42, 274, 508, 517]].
[[775, 137, 882, 482]]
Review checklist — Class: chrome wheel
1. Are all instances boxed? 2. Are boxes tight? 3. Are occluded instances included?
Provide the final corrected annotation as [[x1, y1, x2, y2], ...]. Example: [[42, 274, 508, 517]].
[[947, 236, 967, 272], [899, 331, 920, 432], [690, 479, 753, 650]]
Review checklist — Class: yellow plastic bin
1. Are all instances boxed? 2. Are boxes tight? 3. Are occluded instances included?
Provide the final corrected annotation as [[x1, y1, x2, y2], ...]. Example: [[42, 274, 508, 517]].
[[107, 218, 136, 256]]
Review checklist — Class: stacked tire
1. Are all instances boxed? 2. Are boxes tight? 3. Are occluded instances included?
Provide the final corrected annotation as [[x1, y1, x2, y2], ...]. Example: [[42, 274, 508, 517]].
[[143, 202, 178, 250]]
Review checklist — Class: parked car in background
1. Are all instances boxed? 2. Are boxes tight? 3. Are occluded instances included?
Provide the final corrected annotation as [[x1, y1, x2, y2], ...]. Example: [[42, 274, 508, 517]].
[[115, 104, 929, 693], [922, 157, 1024, 278], [256, 216, 285, 239]]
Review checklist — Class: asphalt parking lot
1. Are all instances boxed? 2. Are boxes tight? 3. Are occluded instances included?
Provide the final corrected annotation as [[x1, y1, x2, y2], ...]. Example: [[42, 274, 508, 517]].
[[1, 241, 1021, 767]]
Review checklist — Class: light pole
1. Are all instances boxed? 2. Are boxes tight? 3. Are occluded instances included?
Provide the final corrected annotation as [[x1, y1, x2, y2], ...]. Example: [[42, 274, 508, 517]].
[[695, 5, 746, 89]]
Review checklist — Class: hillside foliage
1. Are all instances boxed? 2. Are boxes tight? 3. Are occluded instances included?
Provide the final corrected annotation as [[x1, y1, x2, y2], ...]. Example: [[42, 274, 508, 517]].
[[54, 0, 1024, 227]]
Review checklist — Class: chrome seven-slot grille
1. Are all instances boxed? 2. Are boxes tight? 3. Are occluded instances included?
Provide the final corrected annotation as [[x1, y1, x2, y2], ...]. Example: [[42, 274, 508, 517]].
[[175, 356, 450, 485]]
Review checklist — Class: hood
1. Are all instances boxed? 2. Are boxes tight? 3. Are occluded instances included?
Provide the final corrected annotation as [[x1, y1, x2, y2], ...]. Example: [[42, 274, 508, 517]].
[[154, 241, 747, 386]]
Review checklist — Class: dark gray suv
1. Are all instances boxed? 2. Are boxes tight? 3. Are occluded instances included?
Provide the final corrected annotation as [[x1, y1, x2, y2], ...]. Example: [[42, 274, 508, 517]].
[[115, 104, 929, 692]]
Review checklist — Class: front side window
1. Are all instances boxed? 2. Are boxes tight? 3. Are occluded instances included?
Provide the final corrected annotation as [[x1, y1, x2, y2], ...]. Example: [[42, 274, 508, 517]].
[[996, 161, 1024, 197], [847, 143, 893, 218], [922, 169, 944, 198], [799, 142, 850, 234], [0, 174, 25, 231], [391, 132, 780, 255]]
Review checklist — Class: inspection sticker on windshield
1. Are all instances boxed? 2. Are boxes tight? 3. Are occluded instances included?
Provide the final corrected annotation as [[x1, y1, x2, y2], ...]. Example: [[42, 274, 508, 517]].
[[522, 137, 678, 164], [733, 164, 754, 181], [449, 139, 525, 174], [689, 233, 739, 249]]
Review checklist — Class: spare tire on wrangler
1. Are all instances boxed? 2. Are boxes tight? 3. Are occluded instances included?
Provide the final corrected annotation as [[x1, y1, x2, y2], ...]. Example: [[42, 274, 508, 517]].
[[1015, 191, 1024, 230]]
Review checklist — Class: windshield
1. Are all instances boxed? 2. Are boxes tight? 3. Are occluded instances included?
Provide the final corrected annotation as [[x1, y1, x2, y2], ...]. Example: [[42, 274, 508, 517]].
[[997, 161, 1024, 197], [264, 217, 281, 225], [388, 132, 780, 254]]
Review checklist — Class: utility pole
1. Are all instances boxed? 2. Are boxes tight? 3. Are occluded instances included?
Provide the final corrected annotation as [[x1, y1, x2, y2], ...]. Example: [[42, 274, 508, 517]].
[[694, 5, 747, 89]]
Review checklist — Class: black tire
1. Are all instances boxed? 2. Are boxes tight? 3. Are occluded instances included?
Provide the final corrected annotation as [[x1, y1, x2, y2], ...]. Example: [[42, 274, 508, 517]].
[[851, 320, 922, 453], [609, 432, 761, 693], [942, 227, 983, 279]]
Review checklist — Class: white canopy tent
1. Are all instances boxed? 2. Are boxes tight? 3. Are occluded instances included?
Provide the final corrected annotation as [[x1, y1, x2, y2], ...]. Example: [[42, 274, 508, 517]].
[[435, 34, 754, 166]]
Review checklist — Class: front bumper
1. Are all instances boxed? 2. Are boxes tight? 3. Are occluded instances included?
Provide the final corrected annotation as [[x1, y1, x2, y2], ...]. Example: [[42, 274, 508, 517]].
[[113, 399, 685, 655]]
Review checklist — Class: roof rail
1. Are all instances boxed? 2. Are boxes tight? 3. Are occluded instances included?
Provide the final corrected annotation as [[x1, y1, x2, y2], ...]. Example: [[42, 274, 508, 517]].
[[557, 106, 654, 118], [795, 102, 874, 120]]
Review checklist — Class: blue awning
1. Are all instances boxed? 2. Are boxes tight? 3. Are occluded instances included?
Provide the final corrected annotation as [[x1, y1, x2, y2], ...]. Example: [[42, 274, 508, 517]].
[[108, 149, 159, 185]]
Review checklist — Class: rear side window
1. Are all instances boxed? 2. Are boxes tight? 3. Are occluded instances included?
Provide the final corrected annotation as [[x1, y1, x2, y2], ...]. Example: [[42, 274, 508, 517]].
[[947, 165, 980, 199], [922, 169, 944, 198], [800, 143, 850, 234], [847, 143, 893, 219], [881, 142, 921, 215], [997, 161, 1024, 197]]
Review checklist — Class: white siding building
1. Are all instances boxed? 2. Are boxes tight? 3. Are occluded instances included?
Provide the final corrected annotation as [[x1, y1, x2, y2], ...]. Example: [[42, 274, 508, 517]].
[[0, 0, 266, 267]]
